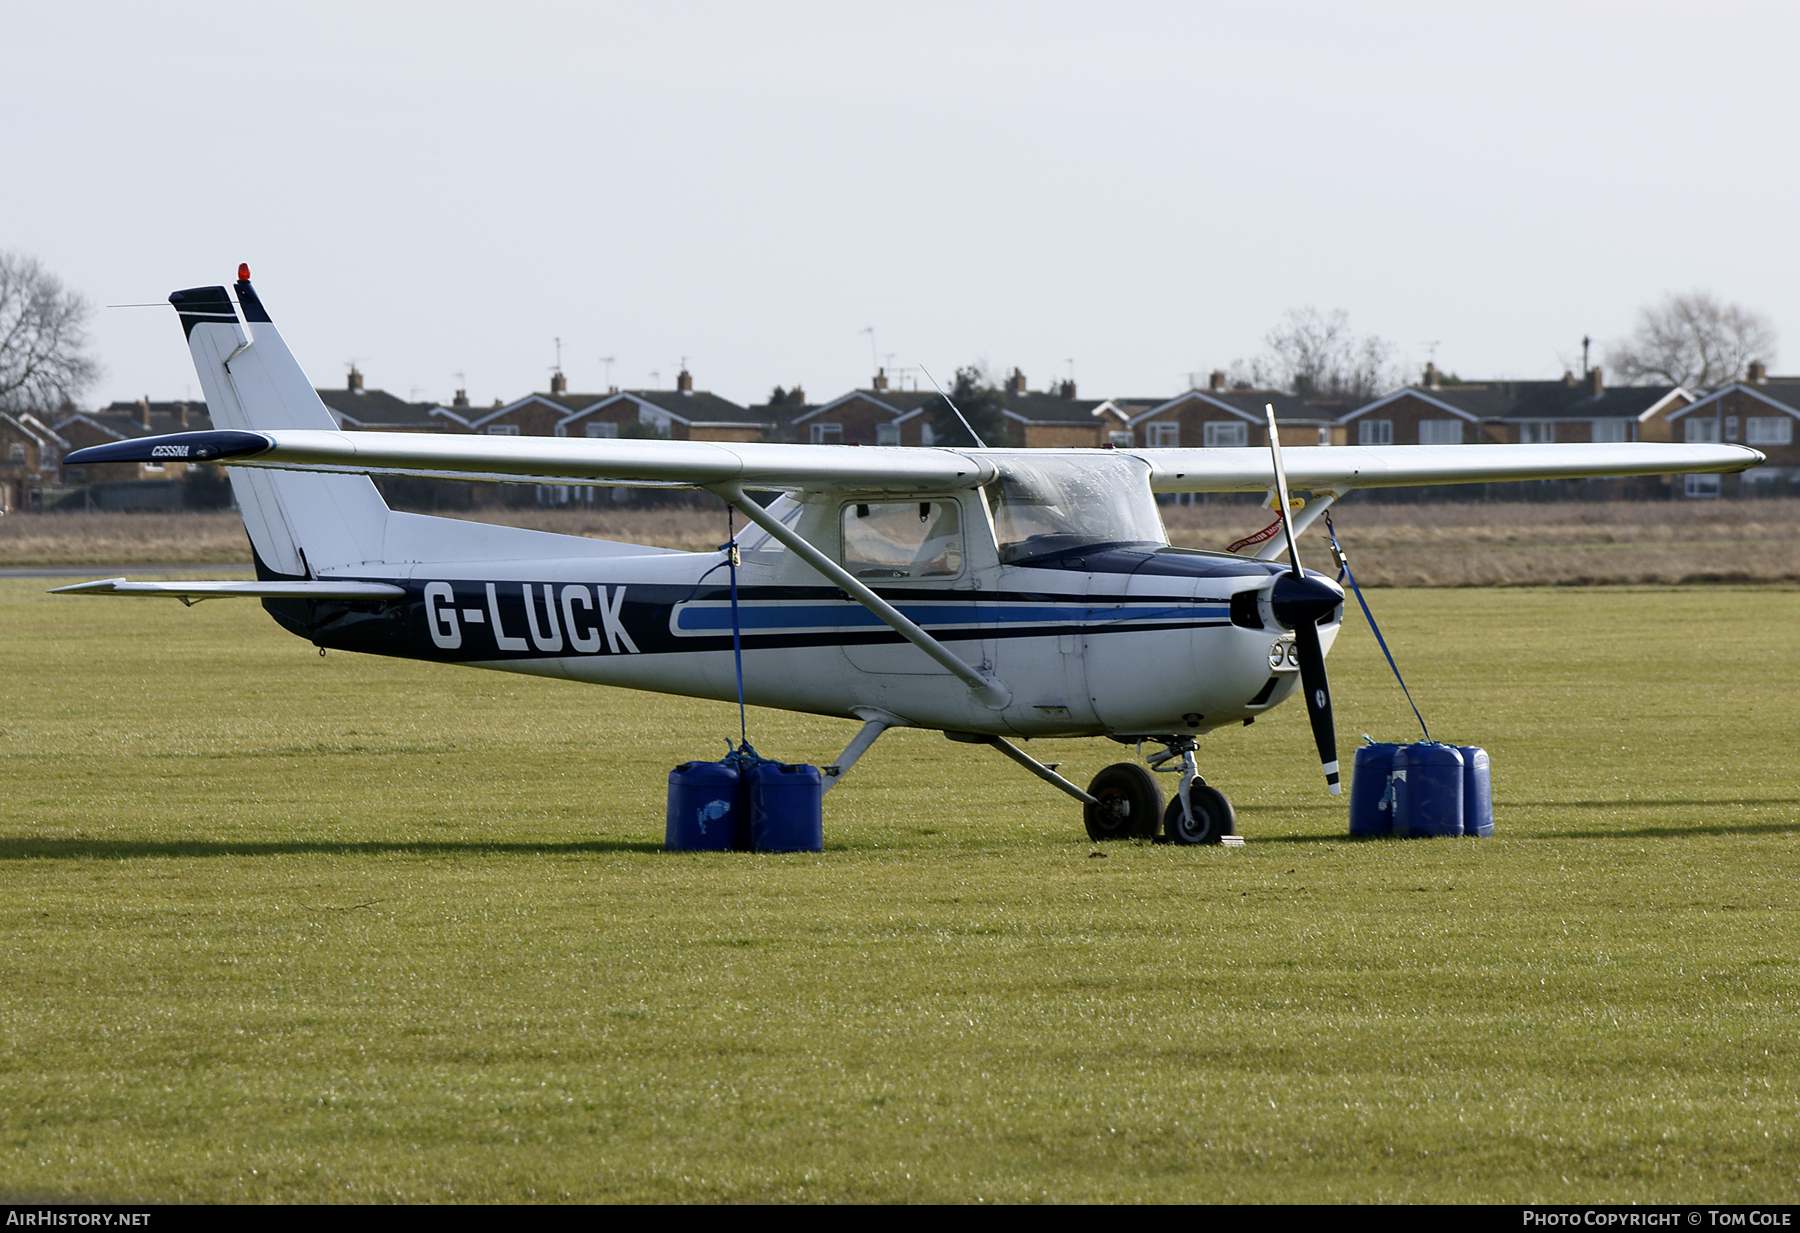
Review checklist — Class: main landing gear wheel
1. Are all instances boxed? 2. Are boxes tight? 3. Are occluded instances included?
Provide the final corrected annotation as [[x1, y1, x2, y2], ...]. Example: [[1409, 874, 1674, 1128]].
[[1084, 763, 1164, 842], [1165, 784, 1236, 845]]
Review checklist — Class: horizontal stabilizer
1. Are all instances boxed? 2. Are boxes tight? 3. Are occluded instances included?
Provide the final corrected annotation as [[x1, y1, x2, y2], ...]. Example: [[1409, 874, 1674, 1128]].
[[62, 430, 274, 468], [50, 578, 405, 604]]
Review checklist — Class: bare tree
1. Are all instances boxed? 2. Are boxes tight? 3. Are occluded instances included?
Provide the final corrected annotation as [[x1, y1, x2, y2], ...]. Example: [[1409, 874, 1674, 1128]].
[[0, 251, 100, 412], [1604, 292, 1776, 389], [1229, 307, 1397, 400]]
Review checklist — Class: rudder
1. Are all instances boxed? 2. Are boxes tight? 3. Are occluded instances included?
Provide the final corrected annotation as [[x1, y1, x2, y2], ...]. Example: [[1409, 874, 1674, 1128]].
[[171, 272, 389, 577]]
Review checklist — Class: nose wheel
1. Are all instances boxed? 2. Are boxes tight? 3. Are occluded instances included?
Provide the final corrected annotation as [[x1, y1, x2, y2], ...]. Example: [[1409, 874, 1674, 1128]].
[[1163, 782, 1235, 845], [1081, 740, 1238, 844], [1144, 737, 1237, 845]]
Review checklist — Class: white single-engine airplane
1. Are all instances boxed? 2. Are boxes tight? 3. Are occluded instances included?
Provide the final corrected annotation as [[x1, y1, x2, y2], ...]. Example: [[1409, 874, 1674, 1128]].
[[59, 269, 1763, 843]]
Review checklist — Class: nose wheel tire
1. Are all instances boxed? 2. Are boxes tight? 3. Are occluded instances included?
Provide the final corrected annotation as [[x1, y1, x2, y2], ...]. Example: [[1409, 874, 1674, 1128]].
[[1165, 784, 1236, 845], [1084, 763, 1164, 841]]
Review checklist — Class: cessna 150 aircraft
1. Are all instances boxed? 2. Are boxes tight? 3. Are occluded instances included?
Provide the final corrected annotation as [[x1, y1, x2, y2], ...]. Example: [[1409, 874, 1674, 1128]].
[[58, 269, 1763, 844]]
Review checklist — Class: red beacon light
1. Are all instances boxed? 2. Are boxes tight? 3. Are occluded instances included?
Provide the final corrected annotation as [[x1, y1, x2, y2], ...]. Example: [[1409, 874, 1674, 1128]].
[[237, 263, 251, 282]]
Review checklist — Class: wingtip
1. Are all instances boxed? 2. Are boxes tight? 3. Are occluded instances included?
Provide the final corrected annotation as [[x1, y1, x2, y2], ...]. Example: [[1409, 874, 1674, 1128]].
[[48, 578, 126, 595]]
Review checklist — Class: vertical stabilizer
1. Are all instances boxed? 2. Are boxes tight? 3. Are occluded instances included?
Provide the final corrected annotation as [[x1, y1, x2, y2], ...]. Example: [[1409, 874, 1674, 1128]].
[[171, 274, 389, 577]]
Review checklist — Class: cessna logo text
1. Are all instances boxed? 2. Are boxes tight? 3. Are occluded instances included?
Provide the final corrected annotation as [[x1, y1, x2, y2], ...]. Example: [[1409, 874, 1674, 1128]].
[[150, 444, 189, 458], [424, 582, 638, 654]]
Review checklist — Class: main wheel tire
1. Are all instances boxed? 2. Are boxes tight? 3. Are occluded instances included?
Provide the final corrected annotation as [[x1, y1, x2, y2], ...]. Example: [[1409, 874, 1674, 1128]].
[[1164, 784, 1236, 845], [1084, 763, 1164, 841]]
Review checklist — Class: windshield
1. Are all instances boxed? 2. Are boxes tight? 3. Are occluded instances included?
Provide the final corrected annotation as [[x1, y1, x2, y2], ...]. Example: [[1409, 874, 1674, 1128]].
[[986, 455, 1167, 563]]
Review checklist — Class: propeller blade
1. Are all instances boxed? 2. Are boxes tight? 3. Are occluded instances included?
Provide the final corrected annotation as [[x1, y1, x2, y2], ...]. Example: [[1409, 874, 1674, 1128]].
[[1264, 404, 1302, 579], [1292, 617, 1341, 795], [1265, 404, 1340, 794]]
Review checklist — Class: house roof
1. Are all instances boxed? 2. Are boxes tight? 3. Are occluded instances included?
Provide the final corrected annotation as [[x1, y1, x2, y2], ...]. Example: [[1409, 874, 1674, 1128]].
[[59, 403, 213, 440], [554, 389, 772, 429], [999, 390, 1112, 425], [1129, 388, 1330, 426], [790, 389, 940, 426], [1670, 381, 1800, 419], [316, 387, 445, 430], [1502, 383, 1688, 423], [1, 410, 70, 451], [467, 392, 614, 429], [1343, 381, 1688, 424]]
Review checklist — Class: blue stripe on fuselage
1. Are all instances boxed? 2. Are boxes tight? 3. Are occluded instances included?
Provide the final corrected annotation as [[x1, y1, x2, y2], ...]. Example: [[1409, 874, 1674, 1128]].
[[671, 601, 1228, 633]]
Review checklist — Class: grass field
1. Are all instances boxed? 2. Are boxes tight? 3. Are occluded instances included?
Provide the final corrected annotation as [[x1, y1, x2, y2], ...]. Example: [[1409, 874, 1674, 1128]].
[[1, 578, 1797, 1202]]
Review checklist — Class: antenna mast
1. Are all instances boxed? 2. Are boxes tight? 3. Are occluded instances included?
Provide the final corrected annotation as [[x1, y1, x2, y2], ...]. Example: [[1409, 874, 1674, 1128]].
[[919, 363, 988, 449]]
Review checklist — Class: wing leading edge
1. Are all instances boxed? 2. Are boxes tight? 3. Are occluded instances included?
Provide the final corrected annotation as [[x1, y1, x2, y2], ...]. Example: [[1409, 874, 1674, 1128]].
[[1139, 442, 1763, 493], [64, 430, 1000, 493], [63, 429, 1762, 494]]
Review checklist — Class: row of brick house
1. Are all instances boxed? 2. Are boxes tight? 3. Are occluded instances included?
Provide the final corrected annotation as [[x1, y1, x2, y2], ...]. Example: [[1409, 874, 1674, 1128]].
[[6, 361, 1796, 512]]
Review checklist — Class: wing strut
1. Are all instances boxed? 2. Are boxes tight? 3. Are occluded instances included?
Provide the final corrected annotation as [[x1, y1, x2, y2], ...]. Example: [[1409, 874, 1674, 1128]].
[[1252, 488, 1346, 561], [713, 483, 1011, 710]]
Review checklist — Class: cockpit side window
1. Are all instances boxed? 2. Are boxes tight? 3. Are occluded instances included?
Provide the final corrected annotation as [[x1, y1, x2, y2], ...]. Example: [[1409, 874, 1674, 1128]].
[[735, 493, 802, 562], [841, 500, 964, 580], [985, 456, 1168, 563]]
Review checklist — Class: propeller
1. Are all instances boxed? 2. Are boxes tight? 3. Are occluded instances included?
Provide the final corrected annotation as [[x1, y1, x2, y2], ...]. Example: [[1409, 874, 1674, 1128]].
[[1264, 405, 1342, 795]]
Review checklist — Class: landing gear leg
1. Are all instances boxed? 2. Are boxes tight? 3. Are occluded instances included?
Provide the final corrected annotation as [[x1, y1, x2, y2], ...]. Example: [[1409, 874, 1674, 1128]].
[[1145, 738, 1238, 845], [944, 730, 1101, 808]]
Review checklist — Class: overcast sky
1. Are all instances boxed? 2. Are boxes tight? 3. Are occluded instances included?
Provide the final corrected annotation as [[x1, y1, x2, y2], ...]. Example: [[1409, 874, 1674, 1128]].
[[6, 1, 1797, 411]]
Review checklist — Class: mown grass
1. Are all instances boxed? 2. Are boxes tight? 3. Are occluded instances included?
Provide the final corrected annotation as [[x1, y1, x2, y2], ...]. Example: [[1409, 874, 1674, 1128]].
[[0, 580, 1796, 1202]]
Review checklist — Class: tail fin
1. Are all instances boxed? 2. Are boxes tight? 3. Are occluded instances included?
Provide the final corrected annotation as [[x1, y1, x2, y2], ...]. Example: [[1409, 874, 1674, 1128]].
[[171, 272, 389, 577]]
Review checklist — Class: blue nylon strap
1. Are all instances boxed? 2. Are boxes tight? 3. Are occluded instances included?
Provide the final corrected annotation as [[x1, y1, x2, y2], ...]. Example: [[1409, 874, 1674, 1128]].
[[1325, 510, 1431, 743], [725, 506, 748, 749]]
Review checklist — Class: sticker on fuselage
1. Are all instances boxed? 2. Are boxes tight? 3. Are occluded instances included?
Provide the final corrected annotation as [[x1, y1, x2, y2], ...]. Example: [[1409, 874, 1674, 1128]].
[[424, 581, 638, 655]]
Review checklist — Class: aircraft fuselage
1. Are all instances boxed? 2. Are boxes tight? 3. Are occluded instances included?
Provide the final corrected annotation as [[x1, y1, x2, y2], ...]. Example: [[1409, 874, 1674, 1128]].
[[266, 537, 1340, 739]]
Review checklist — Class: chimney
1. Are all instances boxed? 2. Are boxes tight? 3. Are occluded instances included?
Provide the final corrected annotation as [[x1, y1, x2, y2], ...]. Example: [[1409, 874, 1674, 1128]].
[[1749, 359, 1768, 384], [677, 369, 694, 394], [1424, 361, 1440, 389], [1587, 366, 1603, 398], [550, 371, 568, 395], [1009, 368, 1028, 396], [1209, 370, 1225, 392], [789, 386, 805, 406], [1562, 370, 1578, 388], [172, 402, 189, 427], [452, 389, 470, 408], [1058, 380, 1076, 400], [137, 397, 153, 428], [872, 368, 889, 391], [347, 367, 364, 393]]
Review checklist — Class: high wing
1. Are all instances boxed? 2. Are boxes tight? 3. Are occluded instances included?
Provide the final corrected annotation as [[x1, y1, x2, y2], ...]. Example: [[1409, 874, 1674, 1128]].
[[62, 429, 1762, 493], [63, 430, 1000, 493], [1138, 442, 1763, 493]]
